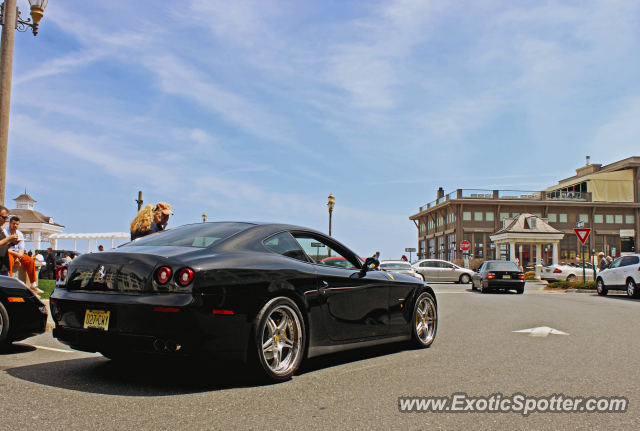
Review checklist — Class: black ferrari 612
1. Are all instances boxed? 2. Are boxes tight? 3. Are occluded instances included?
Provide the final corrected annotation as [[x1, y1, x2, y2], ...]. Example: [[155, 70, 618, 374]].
[[0, 276, 48, 350], [51, 222, 437, 381]]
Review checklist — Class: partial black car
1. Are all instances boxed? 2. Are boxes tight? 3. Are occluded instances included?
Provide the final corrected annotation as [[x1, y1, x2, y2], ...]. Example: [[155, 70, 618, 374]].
[[0, 276, 48, 350], [40, 250, 82, 279], [471, 260, 525, 294], [51, 222, 438, 381]]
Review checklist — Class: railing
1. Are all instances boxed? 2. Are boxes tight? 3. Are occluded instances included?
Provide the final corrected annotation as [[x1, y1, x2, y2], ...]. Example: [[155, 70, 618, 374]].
[[420, 199, 437, 212], [496, 190, 540, 200], [460, 189, 495, 199], [447, 191, 457, 200], [546, 191, 590, 201]]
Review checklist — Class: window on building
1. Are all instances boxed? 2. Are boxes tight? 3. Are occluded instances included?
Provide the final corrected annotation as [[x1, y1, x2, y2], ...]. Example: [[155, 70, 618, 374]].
[[615, 215, 623, 224], [486, 212, 494, 221], [559, 214, 567, 223], [500, 212, 509, 220], [606, 215, 614, 223], [474, 212, 483, 221], [512, 213, 520, 218], [463, 212, 471, 221], [626, 215, 635, 224], [474, 233, 484, 258], [579, 214, 589, 223], [548, 214, 557, 223], [532, 213, 542, 218], [594, 214, 603, 223]]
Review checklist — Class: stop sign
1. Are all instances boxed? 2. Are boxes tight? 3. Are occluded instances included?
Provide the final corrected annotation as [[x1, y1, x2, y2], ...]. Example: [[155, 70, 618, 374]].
[[460, 240, 471, 251]]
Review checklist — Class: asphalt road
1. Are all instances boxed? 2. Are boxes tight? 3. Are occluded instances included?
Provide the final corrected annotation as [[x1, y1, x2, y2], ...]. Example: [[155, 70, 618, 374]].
[[2, 282, 639, 430]]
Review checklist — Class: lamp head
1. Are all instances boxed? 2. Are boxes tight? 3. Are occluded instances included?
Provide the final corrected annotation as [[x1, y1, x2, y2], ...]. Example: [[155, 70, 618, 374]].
[[28, 0, 48, 25], [327, 193, 335, 212], [202, 213, 208, 223]]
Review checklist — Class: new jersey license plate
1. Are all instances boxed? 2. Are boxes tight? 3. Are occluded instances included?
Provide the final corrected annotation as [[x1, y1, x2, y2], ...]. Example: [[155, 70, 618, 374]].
[[83, 309, 110, 331], [503, 275, 511, 279]]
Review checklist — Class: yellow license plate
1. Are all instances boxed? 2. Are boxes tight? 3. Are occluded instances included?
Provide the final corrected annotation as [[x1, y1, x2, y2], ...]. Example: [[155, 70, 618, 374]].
[[83, 310, 110, 331], [503, 275, 511, 279]]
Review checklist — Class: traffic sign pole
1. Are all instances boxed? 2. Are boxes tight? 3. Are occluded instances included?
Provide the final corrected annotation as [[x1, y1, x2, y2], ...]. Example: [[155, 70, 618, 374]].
[[574, 227, 592, 283]]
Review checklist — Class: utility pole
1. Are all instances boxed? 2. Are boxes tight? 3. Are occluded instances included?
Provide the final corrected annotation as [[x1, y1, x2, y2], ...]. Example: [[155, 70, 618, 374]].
[[0, 0, 18, 206], [135, 191, 143, 211]]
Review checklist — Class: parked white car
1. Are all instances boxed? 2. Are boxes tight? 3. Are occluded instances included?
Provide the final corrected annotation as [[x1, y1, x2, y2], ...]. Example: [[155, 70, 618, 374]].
[[541, 262, 595, 282], [411, 259, 474, 284], [596, 254, 640, 297], [379, 261, 424, 281]]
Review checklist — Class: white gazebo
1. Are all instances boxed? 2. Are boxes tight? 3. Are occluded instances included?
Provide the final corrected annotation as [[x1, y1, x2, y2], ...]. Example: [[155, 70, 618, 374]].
[[490, 213, 565, 277], [4, 193, 65, 250], [49, 232, 131, 252]]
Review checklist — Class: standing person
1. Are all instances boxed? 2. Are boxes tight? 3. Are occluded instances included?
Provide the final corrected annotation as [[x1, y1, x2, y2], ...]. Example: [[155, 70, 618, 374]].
[[4, 216, 43, 294], [597, 252, 606, 271], [45, 247, 56, 279], [33, 249, 44, 276], [366, 251, 381, 270], [514, 257, 521, 271], [130, 204, 164, 240], [155, 202, 173, 232], [27, 250, 33, 257], [0, 206, 20, 277]]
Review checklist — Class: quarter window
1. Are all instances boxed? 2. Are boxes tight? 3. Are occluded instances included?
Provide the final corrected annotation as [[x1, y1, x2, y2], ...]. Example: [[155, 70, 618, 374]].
[[263, 232, 308, 262]]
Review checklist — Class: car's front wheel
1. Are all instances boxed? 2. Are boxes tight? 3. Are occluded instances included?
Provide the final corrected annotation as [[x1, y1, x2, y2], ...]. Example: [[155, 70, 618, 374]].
[[411, 292, 437, 348], [566, 274, 576, 282], [0, 302, 12, 352], [627, 279, 639, 298], [459, 274, 471, 284], [251, 297, 305, 382], [596, 278, 608, 296]]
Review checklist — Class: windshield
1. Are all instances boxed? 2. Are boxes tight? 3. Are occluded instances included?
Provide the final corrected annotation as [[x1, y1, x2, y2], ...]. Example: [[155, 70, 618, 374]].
[[122, 222, 251, 248], [380, 263, 412, 270], [486, 262, 519, 271]]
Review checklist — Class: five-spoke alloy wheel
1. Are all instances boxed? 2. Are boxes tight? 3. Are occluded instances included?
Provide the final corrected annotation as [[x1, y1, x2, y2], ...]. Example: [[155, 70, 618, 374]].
[[627, 279, 638, 298], [411, 292, 437, 348], [252, 297, 305, 382]]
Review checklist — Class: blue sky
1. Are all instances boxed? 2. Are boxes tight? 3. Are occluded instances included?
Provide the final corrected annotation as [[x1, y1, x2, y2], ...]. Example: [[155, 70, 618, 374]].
[[8, 0, 640, 257]]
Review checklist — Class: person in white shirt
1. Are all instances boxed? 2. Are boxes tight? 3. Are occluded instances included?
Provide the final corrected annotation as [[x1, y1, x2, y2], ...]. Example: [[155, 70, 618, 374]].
[[3, 216, 43, 294], [33, 249, 44, 275]]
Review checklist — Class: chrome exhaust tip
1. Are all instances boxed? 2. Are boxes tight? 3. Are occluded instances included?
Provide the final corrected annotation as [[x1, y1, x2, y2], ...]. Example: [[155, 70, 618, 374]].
[[165, 340, 181, 353]]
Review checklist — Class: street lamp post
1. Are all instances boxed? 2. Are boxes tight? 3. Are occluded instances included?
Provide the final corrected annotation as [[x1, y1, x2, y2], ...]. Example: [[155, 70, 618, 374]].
[[0, 0, 48, 205], [202, 213, 207, 223], [327, 193, 335, 236]]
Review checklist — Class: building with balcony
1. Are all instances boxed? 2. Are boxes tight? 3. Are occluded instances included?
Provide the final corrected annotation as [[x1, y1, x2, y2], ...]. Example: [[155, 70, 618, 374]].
[[409, 157, 640, 267]]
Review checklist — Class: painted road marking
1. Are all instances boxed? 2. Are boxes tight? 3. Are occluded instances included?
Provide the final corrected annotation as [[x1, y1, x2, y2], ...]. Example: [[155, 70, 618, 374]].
[[513, 326, 569, 337]]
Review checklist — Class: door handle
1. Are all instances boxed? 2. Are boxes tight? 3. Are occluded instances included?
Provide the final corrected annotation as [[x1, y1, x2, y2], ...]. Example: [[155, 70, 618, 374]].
[[319, 280, 329, 295]]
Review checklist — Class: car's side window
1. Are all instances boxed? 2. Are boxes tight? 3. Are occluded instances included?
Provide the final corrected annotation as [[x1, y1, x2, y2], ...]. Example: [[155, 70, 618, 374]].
[[610, 258, 623, 269], [629, 256, 640, 265], [420, 262, 429, 267], [479, 263, 486, 271], [439, 262, 454, 269], [263, 232, 309, 263], [291, 234, 360, 269]]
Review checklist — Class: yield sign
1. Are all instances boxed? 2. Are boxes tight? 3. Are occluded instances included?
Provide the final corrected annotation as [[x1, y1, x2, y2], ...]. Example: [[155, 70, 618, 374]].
[[513, 327, 569, 337], [574, 228, 592, 245]]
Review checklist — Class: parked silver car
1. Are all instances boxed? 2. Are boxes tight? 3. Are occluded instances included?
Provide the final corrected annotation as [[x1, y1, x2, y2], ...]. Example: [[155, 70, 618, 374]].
[[412, 259, 474, 284], [379, 261, 424, 281]]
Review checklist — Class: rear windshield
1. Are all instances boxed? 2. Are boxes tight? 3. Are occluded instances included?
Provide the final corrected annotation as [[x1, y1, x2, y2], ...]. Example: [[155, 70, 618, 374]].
[[121, 223, 251, 248], [486, 262, 519, 271]]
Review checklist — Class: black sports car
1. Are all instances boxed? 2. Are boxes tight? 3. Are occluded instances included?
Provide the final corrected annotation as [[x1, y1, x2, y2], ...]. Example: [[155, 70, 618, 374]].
[[51, 222, 437, 381], [471, 260, 525, 294], [0, 276, 48, 350]]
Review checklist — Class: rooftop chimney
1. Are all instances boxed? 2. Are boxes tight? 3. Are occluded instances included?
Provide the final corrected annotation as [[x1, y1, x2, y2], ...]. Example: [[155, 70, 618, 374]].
[[586, 156, 590, 166], [437, 187, 444, 199]]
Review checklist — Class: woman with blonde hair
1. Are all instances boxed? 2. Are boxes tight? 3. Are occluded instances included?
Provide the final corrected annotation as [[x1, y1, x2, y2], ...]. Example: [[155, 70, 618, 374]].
[[130, 204, 163, 241]]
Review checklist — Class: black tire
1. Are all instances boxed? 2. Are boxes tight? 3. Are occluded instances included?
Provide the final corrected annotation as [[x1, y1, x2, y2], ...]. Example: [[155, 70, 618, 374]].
[[480, 282, 489, 293], [627, 279, 639, 298], [100, 349, 130, 361], [596, 278, 608, 296], [459, 274, 471, 284], [0, 301, 12, 352], [410, 291, 437, 348], [567, 274, 576, 282], [249, 297, 306, 382]]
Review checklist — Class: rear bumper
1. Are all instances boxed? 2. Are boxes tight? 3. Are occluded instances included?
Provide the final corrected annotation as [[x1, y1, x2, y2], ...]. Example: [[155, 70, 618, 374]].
[[50, 290, 263, 361], [483, 280, 525, 290]]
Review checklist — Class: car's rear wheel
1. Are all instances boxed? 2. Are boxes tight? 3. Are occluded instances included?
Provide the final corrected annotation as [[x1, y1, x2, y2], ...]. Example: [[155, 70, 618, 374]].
[[459, 274, 471, 284], [566, 274, 576, 282], [411, 292, 437, 348], [0, 302, 12, 352], [596, 278, 608, 296], [627, 279, 639, 298], [251, 297, 305, 382]]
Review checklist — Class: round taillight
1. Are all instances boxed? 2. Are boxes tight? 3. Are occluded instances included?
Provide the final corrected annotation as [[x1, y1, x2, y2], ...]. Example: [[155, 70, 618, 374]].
[[176, 268, 195, 286], [61, 268, 67, 281], [156, 266, 172, 285], [55, 266, 61, 281]]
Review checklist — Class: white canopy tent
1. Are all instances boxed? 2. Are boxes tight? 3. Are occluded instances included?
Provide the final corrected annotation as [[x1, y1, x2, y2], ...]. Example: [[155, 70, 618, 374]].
[[49, 232, 130, 252]]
